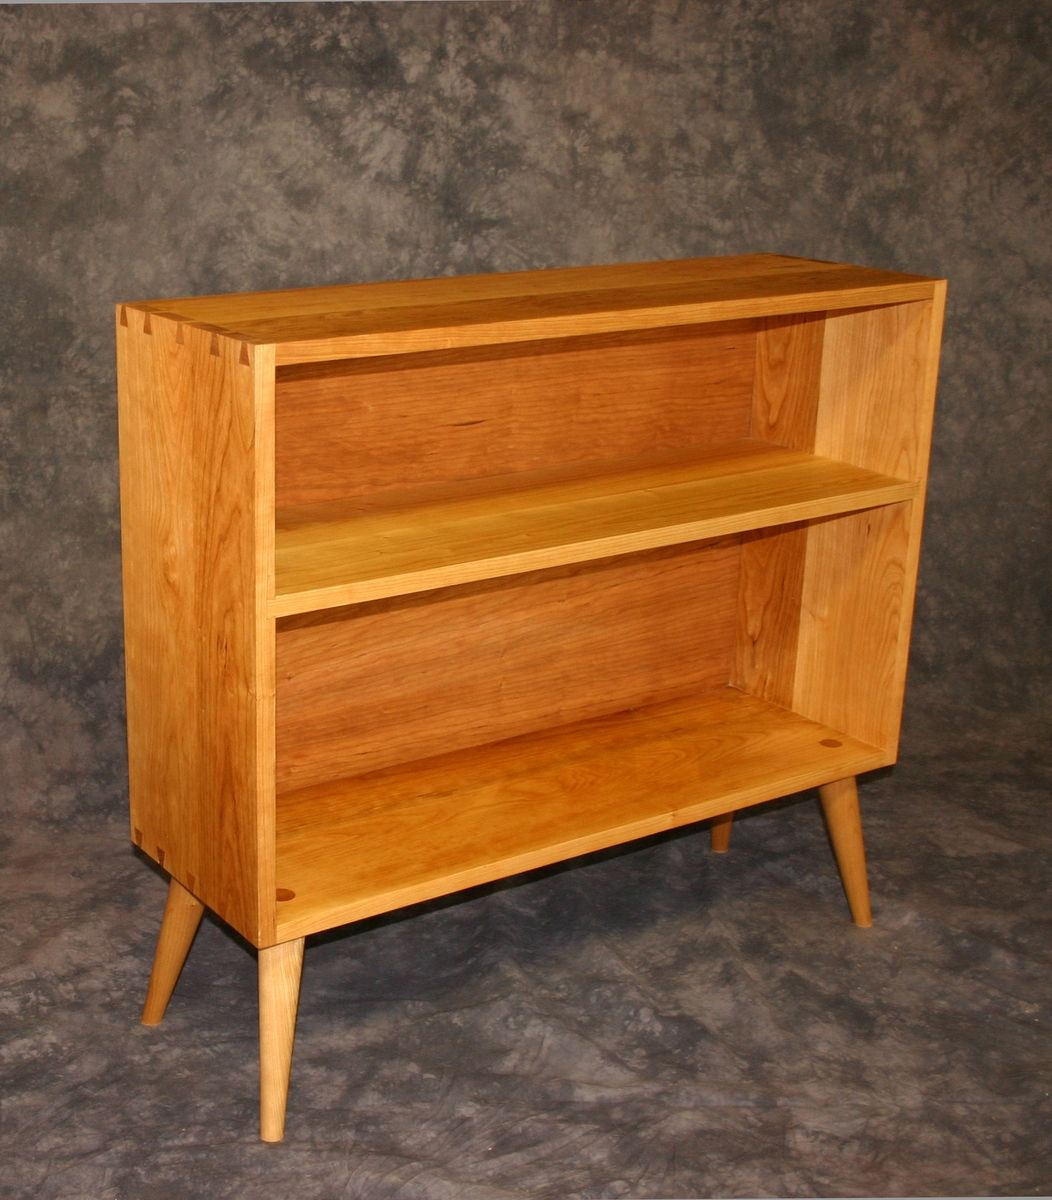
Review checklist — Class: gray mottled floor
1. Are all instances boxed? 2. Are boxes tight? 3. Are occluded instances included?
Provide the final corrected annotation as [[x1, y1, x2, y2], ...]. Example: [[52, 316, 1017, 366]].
[[3, 705, 1050, 1199]]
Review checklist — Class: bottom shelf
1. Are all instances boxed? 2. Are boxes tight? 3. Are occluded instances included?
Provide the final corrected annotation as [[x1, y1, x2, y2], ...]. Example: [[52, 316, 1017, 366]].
[[274, 687, 889, 940]]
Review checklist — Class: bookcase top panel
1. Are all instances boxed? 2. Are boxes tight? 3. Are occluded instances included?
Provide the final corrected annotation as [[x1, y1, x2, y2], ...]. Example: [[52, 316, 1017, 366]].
[[120, 253, 942, 365]]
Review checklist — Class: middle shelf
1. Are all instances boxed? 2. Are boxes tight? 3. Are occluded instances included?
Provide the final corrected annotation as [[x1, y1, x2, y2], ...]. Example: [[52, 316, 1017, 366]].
[[273, 439, 916, 616]]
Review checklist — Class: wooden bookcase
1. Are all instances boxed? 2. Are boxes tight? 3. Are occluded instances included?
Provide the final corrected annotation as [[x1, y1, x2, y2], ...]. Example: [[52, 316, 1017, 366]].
[[116, 253, 945, 1140]]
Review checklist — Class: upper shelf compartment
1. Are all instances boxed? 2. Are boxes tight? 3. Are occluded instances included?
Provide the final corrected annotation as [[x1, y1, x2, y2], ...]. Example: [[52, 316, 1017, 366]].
[[273, 439, 915, 616]]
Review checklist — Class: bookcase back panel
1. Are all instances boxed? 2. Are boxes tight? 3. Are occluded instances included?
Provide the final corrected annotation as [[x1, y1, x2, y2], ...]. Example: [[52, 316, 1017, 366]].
[[274, 323, 756, 507], [275, 539, 739, 793], [751, 314, 825, 449], [732, 521, 809, 708]]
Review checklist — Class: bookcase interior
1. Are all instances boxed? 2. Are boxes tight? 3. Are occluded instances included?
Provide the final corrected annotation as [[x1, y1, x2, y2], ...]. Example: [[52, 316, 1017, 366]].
[[268, 305, 925, 940]]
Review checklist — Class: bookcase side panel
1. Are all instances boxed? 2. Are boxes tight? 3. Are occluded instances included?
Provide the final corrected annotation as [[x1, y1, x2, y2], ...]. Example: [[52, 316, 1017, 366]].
[[792, 502, 914, 752], [811, 298, 940, 481], [117, 313, 276, 945], [792, 293, 944, 752]]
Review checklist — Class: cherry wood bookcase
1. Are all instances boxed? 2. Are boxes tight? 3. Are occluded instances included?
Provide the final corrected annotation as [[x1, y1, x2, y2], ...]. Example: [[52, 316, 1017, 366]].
[[116, 254, 945, 1140]]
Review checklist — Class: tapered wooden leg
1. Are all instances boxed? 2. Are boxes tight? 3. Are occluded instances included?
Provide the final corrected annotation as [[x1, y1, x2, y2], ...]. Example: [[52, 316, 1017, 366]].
[[259, 938, 305, 1143], [710, 811, 734, 853], [818, 776, 873, 927], [141, 878, 205, 1026]]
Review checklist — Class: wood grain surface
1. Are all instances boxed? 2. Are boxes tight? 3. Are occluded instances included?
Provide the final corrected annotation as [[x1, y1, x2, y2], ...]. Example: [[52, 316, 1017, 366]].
[[122, 253, 940, 364], [273, 687, 890, 940], [275, 323, 755, 507], [117, 308, 276, 945], [273, 440, 917, 615], [792, 296, 945, 751], [276, 541, 739, 792]]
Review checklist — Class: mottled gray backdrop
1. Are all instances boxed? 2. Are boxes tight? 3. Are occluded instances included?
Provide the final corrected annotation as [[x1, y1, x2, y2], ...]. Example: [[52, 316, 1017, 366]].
[[2, 3, 1050, 1197]]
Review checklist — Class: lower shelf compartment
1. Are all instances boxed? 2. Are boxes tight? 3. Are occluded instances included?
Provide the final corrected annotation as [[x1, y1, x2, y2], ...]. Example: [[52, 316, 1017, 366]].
[[274, 687, 889, 940]]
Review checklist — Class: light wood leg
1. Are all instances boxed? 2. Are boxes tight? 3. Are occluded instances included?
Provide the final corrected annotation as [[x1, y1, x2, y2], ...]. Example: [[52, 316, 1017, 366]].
[[141, 877, 205, 1026], [818, 776, 873, 927], [259, 938, 305, 1143], [710, 811, 734, 853]]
